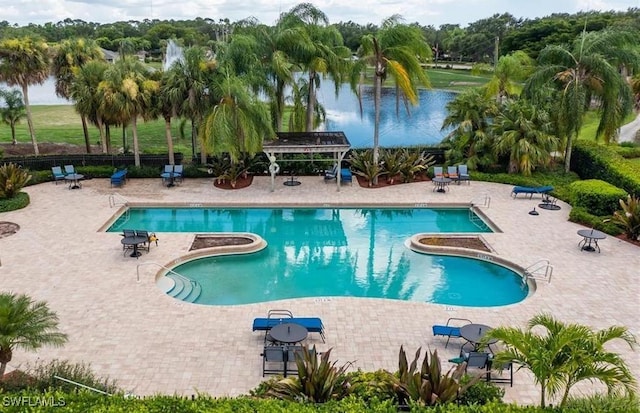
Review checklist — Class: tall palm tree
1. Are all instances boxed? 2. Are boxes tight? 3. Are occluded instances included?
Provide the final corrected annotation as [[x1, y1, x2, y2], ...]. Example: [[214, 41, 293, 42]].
[[0, 37, 50, 155], [524, 29, 640, 172], [99, 57, 156, 166], [51, 38, 104, 153], [0, 293, 68, 379], [200, 69, 273, 164], [492, 99, 558, 175], [70, 60, 110, 153], [441, 89, 498, 169], [280, 3, 351, 132], [0, 89, 26, 145], [487, 313, 637, 408], [484, 50, 534, 103], [353, 16, 431, 182]]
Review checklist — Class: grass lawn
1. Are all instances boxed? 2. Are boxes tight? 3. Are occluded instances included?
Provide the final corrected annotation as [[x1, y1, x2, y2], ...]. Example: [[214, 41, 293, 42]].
[[426, 69, 491, 90]]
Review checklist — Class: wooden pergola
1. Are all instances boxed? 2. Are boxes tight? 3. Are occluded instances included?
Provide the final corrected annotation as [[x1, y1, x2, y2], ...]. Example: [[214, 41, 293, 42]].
[[263, 131, 351, 192]]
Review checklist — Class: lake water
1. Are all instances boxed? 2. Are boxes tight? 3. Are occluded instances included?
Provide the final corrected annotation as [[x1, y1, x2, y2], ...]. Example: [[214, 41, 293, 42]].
[[4, 77, 454, 147]]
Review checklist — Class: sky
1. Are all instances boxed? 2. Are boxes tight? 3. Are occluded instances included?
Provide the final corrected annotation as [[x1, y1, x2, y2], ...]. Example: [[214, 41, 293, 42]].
[[1, 0, 639, 28]]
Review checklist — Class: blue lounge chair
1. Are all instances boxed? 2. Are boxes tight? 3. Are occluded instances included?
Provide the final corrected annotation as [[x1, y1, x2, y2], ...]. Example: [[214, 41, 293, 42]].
[[64, 165, 75, 175], [340, 168, 352, 185], [110, 169, 127, 187], [511, 185, 554, 199], [432, 317, 472, 348], [253, 309, 326, 342], [51, 166, 66, 184], [457, 165, 470, 184], [173, 164, 184, 183]]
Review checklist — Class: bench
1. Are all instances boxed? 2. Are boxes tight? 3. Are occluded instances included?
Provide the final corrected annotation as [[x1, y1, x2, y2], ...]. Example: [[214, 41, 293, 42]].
[[110, 169, 128, 187], [253, 317, 325, 342]]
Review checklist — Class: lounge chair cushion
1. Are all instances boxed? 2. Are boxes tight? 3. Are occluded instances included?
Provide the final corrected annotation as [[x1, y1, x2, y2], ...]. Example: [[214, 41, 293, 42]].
[[511, 185, 553, 198], [253, 317, 325, 342]]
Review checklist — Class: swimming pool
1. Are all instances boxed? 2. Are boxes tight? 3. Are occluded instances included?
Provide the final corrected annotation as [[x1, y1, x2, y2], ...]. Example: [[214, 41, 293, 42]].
[[108, 207, 527, 306]]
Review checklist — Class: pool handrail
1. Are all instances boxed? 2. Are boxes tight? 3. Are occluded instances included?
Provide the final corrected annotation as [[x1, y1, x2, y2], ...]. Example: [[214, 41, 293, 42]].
[[136, 261, 200, 291]]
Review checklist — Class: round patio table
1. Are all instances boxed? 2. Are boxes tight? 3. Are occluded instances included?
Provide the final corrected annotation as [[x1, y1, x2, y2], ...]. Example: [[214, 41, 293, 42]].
[[268, 323, 308, 344], [432, 177, 451, 193], [577, 229, 606, 253], [459, 323, 498, 351], [121, 235, 148, 258], [65, 173, 84, 189]]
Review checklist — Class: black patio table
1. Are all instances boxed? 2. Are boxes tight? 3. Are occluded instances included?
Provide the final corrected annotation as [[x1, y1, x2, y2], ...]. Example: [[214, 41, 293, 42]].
[[268, 323, 308, 344], [577, 229, 607, 253], [65, 173, 84, 189], [121, 235, 148, 258], [432, 177, 452, 193], [459, 323, 498, 351]]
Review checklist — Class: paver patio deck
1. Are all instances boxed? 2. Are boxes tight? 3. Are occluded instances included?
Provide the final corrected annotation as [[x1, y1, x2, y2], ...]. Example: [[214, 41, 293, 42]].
[[0, 175, 638, 405]]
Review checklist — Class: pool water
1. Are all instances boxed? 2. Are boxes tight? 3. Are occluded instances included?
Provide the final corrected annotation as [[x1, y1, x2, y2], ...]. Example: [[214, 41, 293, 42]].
[[108, 207, 527, 306]]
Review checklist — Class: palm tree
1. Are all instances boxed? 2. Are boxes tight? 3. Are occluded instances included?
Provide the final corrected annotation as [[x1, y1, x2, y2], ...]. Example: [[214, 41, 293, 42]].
[[353, 16, 431, 182], [280, 3, 351, 132], [484, 50, 534, 103], [51, 38, 104, 153], [487, 313, 637, 408], [70, 60, 110, 153], [0, 293, 68, 379], [441, 88, 498, 169], [492, 99, 558, 175], [524, 29, 640, 172], [99, 57, 156, 166], [0, 89, 26, 145], [200, 69, 273, 164], [0, 37, 50, 155]]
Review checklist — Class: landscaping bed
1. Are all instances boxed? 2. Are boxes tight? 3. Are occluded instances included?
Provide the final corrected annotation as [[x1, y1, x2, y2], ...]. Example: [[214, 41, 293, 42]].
[[418, 236, 491, 252]]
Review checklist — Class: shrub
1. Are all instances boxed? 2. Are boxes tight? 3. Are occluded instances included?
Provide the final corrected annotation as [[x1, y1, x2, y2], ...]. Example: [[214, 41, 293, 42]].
[[568, 206, 622, 236], [0, 191, 29, 212], [346, 369, 397, 403], [569, 179, 627, 216], [349, 149, 386, 186], [457, 375, 505, 405], [0, 162, 31, 198]]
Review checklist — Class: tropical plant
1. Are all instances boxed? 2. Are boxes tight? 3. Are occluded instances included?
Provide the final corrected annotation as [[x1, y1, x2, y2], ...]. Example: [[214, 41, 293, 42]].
[[0, 36, 50, 155], [441, 88, 499, 169], [353, 15, 431, 182], [397, 149, 434, 183], [0, 292, 68, 379], [51, 38, 104, 153], [524, 29, 640, 172], [392, 346, 475, 406], [483, 51, 534, 102], [380, 149, 403, 184], [267, 346, 352, 403], [280, 3, 351, 132], [492, 99, 558, 175], [487, 313, 638, 408], [0, 163, 31, 199], [348, 149, 386, 186], [200, 69, 273, 164], [0, 89, 26, 145], [70, 60, 110, 153], [611, 195, 640, 240]]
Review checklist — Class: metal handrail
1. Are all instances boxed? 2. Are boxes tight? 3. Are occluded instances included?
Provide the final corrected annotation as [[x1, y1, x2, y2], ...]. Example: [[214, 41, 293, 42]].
[[108, 193, 128, 208], [470, 193, 491, 208], [524, 259, 553, 284], [54, 375, 112, 396], [136, 262, 200, 292]]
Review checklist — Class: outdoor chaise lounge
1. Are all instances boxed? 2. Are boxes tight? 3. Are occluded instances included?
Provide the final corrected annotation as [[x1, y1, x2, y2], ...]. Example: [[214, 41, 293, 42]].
[[324, 164, 338, 183], [110, 169, 127, 187], [253, 309, 326, 342], [510, 185, 553, 199], [432, 317, 472, 348], [340, 168, 353, 185]]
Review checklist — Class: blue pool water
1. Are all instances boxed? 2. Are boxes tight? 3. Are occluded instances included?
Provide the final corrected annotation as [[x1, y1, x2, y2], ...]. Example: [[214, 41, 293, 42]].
[[108, 207, 527, 306]]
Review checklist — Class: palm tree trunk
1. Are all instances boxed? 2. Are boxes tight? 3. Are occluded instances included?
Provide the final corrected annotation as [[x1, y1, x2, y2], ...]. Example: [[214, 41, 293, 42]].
[[10, 124, 16, 145], [306, 71, 316, 133], [564, 134, 573, 173], [275, 79, 285, 132], [81, 116, 91, 153], [0, 360, 7, 379], [105, 124, 112, 153], [21, 83, 39, 156], [131, 116, 140, 167], [164, 115, 175, 165], [97, 118, 107, 153], [373, 72, 382, 185]]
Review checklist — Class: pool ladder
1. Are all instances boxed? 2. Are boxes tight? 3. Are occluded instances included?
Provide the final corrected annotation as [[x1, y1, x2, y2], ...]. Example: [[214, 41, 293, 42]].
[[523, 259, 553, 284], [109, 193, 128, 208], [469, 193, 490, 230]]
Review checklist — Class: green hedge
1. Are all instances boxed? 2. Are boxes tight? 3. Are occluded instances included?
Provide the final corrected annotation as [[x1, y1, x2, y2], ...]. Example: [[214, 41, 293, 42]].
[[571, 141, 640, 196], [0, 191, 29, 212], [567, 206, 623, 236], [0, 391, 637, 412], [569, 179, 627, 216]]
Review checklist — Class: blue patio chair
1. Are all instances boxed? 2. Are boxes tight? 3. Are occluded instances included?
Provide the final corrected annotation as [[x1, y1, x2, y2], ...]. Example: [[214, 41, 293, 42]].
[[432, 317, 472, 348], [173, 164, 184, 183], [447, 166, 458, 180], [51, 166, 66, 184], [457, 165, 470, 184], [433, 166, 444, 178], [64, 165, 75, 175], [340, 168, 352, 185]]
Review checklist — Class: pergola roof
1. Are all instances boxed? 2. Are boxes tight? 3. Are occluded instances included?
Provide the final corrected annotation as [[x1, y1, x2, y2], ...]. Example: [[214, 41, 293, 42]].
[[262, 131, 351, 153]]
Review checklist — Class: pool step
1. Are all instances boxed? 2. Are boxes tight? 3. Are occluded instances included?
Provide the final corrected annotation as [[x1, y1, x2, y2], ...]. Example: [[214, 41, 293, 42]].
[[165, 274, 201, 303]]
